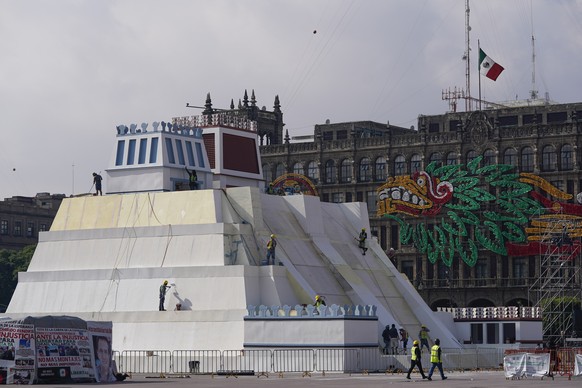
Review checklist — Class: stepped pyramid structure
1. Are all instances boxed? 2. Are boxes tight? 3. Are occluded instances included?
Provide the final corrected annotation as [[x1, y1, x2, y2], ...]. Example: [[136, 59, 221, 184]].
[[6, 112, 461, 351]]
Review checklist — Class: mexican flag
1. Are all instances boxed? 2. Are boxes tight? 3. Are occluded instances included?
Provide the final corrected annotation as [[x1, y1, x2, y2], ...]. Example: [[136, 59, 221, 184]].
[[479, 48, 504, 81]]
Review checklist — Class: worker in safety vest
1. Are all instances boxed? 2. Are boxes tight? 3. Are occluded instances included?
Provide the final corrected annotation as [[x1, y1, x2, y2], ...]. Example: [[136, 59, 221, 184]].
[[406, 340, 427, 380], [427, 338, 447, 380], [266, 234, 277, 265]]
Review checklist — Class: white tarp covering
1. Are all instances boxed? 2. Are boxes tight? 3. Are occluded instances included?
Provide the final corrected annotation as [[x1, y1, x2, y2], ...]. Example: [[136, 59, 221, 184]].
[[503, 352, 550, 379], [574, 354, 582, 376]]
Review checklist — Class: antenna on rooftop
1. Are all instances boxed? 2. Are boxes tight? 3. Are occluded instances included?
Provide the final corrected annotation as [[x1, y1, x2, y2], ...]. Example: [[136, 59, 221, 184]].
[[529, 0, 539, 100]]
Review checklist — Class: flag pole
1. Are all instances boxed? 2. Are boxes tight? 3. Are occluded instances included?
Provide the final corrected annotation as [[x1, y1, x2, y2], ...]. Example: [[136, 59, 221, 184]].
[[478, 39, 482, 111]]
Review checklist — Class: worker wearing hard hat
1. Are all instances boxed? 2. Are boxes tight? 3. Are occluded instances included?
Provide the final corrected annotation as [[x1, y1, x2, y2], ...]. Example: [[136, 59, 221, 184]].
[[313, 295, 327, 308], [266, 234, 277, 265], [406, 339, 427, 380], [159, 280, 171, 311]]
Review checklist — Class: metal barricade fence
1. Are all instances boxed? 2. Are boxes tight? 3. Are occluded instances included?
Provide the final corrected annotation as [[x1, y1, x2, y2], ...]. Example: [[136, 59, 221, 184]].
[[358, 347, 389, 372], [118, 350, 171, 374], [221, 350, 272, 373], [315, 348, 360, 373], [171, 350, 221, 374], [273, 349, 315, 373], [441, 348, 501, 370]]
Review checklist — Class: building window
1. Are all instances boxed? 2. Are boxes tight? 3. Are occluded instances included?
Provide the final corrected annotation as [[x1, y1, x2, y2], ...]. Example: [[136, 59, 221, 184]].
[[366, 191, 377, 214], [332, 192, 344, 203], [503, 148, 517, 166], [14, 221, 22, 237], [541, 144, 557, 172], [307, 161, 319, 183], [375, 157, 387, 181], [429, 152, 442, 168], [483, 149, 496, 166], [149, 137, 158, 163], [195, 143, 205, 167], [446, 152, 457, 165], [394, 155, 405, 176], [175, 139, 185, 165], [275, 163, 286, 178], [401, 260, 414, 281], [0, 220, 8, 235], [359, 158, 371, 182], [466, 150, 478, 165], [475, 259, 488, 286], [39, 223, 47, 232], [26, 222, 34, 238], [323, 131, 333, 141], [138, 138, 148, 164], [185, 141, 195, 166], [115, 140, 125, 166], [127, 139, 137, 165], [471, 323, 484, 344], [165, 138, 175, 164], [561, 144, 574, 171], [293, 162, 303, 175], [410, 154, 422, 173], [336, 130, 348, 140], [340, 159, 352, 183], [346, 192, 352, 202], [263, 164, 272, 183], [512, 258, 527, 286], [325, 160, 335, 184], [521, 146, 534, 172]]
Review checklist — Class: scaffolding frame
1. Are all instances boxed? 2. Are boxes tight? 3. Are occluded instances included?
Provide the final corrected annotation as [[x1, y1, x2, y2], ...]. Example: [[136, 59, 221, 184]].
[[528, 209, 582, 345]]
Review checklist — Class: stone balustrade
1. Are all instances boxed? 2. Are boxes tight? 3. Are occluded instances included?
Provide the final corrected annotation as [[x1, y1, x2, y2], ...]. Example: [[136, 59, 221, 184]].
[[246, 304, 377, 319], [437, 306, 542, 320]]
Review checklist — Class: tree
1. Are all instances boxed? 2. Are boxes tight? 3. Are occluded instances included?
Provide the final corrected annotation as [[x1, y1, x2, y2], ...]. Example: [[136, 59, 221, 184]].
[[0, 245, 36, 310]]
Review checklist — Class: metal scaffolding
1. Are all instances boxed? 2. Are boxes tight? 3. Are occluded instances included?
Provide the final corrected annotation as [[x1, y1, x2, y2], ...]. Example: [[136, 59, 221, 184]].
[[528, 210, 582, 345]]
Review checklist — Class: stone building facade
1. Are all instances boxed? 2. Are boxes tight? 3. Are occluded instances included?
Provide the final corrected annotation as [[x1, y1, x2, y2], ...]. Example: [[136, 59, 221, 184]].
[[260, 101, 582, 310], [0, 193, 65, 250]]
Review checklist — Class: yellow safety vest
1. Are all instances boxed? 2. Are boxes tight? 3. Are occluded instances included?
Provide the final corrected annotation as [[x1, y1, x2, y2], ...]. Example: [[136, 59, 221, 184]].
[[411, 346, 418, 361], [430, 345, 441, 363]]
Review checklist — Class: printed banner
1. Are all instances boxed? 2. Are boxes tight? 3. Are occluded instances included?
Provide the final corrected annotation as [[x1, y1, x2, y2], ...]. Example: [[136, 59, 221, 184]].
[[35, 327, 95, 382], [503, 353, 526, 378], [88, 321, 114, 383], [504, 352, 550, 378], [525, 353, 550, 377], [0, 322, 35, 384]]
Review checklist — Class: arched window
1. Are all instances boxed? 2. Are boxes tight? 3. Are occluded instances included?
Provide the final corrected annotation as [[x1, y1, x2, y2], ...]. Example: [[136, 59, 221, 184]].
[[324, 160, 335, 184], [375, 156, 387, 181], [307, 161, 319, 182], [394, 155, 405, 176], [483, 149, 496, 166], [292, 162, 303, 175], [446, 152, 458, 165], [340, 159, 352, 183], [541, 145, 557, 172], [503, 148, 517, 166], [561, 144, 574, 171], [521, 147, 534, 172], [410, 154, 422, 173], [429, 152, 442, 168], [275, 163, 286, 178], [359, 157, 371, 182], [466, 150, 478, 165], [262, 164, 272, 183]]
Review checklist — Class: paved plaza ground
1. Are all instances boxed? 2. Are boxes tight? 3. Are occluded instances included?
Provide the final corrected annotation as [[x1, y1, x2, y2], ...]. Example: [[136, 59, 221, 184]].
[[36, 370, 579, 387]]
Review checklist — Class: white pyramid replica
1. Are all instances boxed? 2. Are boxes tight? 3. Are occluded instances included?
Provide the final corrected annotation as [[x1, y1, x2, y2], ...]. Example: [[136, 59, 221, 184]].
[[7, 114, 461, 350]]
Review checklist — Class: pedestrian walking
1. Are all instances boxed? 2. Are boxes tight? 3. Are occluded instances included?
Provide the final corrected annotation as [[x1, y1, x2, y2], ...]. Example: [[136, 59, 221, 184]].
[[427, 338, 447, 380], [406, 340, 427, 380]]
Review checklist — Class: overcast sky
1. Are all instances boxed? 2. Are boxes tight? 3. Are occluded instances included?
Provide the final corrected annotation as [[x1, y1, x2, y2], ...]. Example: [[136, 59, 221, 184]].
[[1, 0, 581, 200]]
